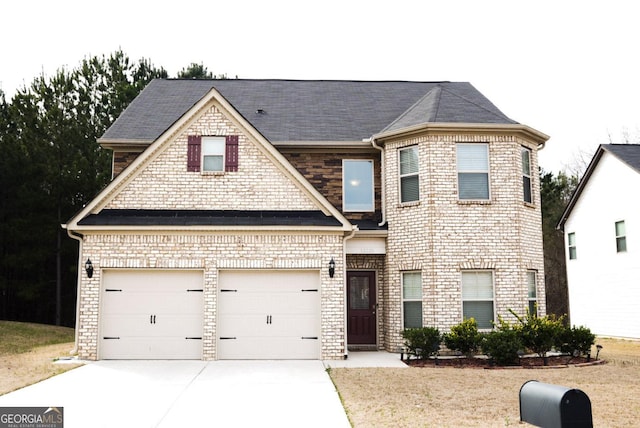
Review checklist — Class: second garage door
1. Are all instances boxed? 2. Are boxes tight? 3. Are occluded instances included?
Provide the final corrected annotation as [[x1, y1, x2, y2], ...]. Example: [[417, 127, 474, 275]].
[[217, 270, 321, 359]]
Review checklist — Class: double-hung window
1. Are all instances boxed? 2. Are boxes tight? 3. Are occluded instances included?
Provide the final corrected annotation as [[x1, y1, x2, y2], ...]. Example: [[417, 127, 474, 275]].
[[399, 146, 419, 203], [522, 147, 533, 203], [568, 232, 577, 260], [457, 143, 490, 200], [615, 221, 627, 253], [527, 271, 537, 316], [202, 136, 226, 172], [461, 271, 494, 329], [343, 160, 374, 211], [402, 272, 422, 328]]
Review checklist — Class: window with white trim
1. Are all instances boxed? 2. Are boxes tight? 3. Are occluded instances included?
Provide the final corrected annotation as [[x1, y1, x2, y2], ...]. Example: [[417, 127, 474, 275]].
[[461, 271, 494, 329], [568, 232, 577, 260], [615, 220, 627, 253], [457, 143, 490, 200], [402, 271, 422, 328], [399, 146, 419, 203], [202, 136, 226, 172], [343, 160, 374, 211], [522, 147, 533, 203], [527, 270, 537, 316]]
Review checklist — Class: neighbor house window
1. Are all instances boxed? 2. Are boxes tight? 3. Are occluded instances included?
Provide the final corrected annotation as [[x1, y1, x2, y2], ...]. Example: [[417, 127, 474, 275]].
[[522, 147, 533, 204], [402, 271, 422, 328], [568, 232, 577, 260], [399, 146, 419, 203], [343, 160, 374, 211], [202, 136, 226, 172], [461, 271, 494, 329], [457, 143, 490, 200], [615, 221, 627, 253], [527, 270, 537, 316]]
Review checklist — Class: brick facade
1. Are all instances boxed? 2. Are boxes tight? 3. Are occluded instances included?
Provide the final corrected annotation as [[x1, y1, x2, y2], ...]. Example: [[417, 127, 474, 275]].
[[381, 132, 545, 352]]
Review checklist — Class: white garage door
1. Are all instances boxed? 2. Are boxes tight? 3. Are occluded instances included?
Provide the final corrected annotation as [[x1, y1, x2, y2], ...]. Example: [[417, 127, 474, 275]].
[[100, 270, 204, 359], [218, 270, 321, 359]]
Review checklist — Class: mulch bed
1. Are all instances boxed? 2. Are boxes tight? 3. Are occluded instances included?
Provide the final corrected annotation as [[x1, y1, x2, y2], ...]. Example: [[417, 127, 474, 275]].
[[404, 355, 607, 369]]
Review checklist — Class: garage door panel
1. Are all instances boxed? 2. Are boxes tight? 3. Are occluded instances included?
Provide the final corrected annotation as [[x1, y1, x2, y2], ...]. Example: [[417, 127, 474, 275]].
[[218, 270, 321, 360], [100, 270, 203, 360]]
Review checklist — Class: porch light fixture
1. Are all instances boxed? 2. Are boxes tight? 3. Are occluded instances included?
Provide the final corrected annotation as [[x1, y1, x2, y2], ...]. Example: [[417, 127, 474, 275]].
[[85, 258, 94, 278], [328, 258, 335, 278]]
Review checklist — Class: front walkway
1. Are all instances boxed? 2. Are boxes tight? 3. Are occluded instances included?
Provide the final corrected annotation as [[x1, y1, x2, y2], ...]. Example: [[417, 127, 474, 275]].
[[324, 351, 408, 368]]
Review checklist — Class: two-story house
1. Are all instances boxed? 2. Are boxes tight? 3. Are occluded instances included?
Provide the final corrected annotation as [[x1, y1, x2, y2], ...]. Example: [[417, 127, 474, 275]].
[[558, 144, 640, 339], [64, 79, 548, 360]]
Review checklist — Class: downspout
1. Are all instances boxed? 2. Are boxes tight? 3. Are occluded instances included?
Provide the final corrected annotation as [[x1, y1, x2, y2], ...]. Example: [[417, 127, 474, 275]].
[[64, 227, 84, 356], [342, 226, 357, 359], [367, 137, 387, 226]]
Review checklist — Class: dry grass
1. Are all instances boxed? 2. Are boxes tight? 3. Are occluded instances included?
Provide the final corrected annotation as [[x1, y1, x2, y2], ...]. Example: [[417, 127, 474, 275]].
[[0, 321, 80, 395], [330, 338, 640, 427]]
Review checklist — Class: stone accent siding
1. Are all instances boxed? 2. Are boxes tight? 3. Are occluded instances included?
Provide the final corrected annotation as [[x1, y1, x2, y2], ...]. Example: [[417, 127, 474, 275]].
[[112, 151, 143, 178], [283, 151, 382, 223], [77, 233, 345, 360], [382, 133, 545, 352], [107, 104, 317, 211]]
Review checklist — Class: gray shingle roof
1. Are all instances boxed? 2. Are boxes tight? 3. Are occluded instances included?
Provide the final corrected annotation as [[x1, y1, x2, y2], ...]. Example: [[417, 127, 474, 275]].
[[603, 144, 640, 173], [100, 79, 518, 143]]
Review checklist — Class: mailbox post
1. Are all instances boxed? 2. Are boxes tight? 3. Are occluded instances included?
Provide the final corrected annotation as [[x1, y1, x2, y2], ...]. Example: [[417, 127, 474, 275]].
[[519, 380, 593, 428]]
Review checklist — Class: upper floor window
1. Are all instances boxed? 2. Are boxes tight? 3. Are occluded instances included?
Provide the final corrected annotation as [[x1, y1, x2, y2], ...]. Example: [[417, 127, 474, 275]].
[[202, 136, 226, 172], [457, 143, 490, 200], [399, 146, 419, 203], [522, 147, 533, 203], [568, 232, 577, 260], [343, 160, 374, 211], [461, 270, 494, 329], [402, 271, 422, 329], [527, 270, 537, 316], [615, 221, 627, 253]]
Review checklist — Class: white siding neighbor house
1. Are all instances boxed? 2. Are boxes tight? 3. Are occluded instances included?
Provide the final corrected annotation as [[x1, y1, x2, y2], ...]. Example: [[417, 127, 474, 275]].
[[558, 144, 640, 339]]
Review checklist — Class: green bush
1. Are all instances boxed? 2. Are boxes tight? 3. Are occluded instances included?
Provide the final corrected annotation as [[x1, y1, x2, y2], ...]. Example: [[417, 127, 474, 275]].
[[443, 318, 482, 357], [481, 317, 522, 366], [401, 327, 441, 359], [557, 325, 596, 357], [510, 309, 565, 358]]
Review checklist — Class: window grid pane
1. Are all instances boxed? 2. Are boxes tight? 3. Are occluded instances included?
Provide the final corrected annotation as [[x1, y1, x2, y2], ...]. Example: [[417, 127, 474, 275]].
[[400, 147, 419, 175], [463, 301, 494, 329], [402, 272, 422, 300], [527, 271, 537, 299], [615, 220, 627, 252], [401, 176, 420, 202], [404, 302, 423, 328]]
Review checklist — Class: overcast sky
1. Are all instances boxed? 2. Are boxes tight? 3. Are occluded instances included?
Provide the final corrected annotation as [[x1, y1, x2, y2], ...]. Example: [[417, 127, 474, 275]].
[[3, 1, 639, 173]]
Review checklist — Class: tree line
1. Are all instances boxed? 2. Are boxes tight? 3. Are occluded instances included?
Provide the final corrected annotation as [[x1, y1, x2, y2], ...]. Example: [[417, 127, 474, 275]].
[[0, 51, 578, 326]]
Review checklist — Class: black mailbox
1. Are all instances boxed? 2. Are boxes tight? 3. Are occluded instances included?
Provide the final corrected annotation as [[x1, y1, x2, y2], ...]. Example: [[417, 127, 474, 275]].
[[519, 380, 593, 428]]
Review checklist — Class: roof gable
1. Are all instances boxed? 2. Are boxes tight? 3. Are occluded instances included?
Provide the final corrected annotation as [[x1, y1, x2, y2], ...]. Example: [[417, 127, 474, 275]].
[[99, 79, 520, 145], [67, 87, 352, 231], [558, 144, 640, 229]]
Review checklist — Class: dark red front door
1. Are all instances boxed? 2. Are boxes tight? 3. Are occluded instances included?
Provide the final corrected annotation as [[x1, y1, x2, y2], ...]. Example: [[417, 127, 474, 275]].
[[347, 271, 376, 345]]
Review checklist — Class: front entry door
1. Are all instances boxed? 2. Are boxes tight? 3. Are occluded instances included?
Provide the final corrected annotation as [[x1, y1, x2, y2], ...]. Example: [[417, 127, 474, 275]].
[[347, 271, 376, 345]]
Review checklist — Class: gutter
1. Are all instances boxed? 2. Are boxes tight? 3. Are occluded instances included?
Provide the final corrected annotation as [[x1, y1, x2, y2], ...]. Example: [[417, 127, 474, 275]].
[[63, 226, 84, 356], [366, 137, 387, 227]]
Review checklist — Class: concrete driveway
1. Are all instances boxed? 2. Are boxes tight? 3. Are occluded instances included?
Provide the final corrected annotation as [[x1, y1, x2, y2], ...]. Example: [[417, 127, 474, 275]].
[[0, 360, 351, 428]]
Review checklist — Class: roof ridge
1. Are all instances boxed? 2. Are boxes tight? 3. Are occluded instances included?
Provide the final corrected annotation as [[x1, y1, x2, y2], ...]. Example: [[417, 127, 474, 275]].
[[380, 85, 442, 133], [439, 85, 511, 122]]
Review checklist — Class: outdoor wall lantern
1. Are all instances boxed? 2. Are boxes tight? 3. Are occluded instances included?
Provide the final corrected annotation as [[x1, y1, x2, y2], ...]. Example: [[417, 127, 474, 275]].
[[328, 258, 335, 278], [85, 258, 94, 278]]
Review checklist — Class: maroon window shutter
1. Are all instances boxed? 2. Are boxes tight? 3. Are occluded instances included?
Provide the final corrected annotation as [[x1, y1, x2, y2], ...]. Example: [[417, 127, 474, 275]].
[[225, 135, 239, 172], [187, 135, 201, 172]]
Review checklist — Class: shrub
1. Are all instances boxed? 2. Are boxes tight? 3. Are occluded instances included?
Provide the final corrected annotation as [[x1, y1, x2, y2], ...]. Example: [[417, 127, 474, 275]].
[[401, 327, 441, 359], [443, 318, 482, 357], [481, 317, 522, 366], [510, 309, 565, 359], [558, 325, 596, 357]]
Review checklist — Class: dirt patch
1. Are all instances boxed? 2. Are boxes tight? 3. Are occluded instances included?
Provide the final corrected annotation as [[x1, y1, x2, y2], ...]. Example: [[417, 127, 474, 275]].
[[0, 342, 81, 395]]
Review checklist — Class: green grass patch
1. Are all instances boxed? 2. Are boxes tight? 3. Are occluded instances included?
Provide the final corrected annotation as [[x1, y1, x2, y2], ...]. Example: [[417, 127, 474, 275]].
[[0, 321, 74, 355]]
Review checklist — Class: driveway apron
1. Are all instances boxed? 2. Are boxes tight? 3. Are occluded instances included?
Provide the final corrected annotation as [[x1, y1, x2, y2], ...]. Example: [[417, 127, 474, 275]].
[[0, 360, 351, 428]]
